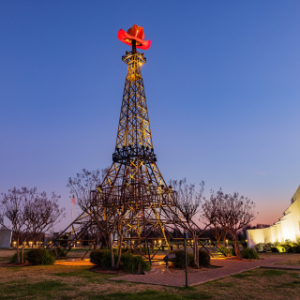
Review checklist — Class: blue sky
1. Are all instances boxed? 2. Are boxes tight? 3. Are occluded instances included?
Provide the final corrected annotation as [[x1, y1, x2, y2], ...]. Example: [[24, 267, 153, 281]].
[[0, 1, 299, 230]]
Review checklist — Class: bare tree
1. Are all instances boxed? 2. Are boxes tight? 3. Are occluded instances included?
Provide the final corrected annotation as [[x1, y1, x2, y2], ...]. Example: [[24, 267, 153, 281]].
[[27, 191, 65, 248], [0, 187, 65, 264], [67, 168, 108, 212], [201, 194, 227, 247], [170, 178, 205, 268], [0, 187, 31, 264], [209, 190, 257, 260]]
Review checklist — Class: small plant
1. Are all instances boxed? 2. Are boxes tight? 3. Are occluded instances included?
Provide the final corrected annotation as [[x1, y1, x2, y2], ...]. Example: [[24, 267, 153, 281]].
[[102, 250, 118, 269], [90, 249, 106, 265], [27, 249, 55, 265], [10, 252, 28, 264], [281, 239, 294, 252], [287, 245, 300, 253], [255, 243, 265, 252], [41, 249, 55, 265], [170, 250, 194, 268], [121, 253, 151, 273], [90, 249, 117, 268], [276, 246, 285, 252], [241, 248, 259, 259], [198, 249, 210, 267]]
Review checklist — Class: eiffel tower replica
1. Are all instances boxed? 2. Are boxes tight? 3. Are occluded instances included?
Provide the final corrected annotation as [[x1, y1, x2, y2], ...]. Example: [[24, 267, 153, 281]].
[[49, 25, 208, 260]]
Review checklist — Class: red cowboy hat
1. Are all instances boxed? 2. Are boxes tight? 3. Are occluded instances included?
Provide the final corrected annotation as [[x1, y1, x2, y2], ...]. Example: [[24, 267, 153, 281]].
[[118, 24, 151, 50]]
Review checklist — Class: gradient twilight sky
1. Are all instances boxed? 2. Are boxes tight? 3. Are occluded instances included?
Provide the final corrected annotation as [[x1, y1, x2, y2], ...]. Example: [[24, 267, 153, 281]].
[[0, 1, 300, 230]]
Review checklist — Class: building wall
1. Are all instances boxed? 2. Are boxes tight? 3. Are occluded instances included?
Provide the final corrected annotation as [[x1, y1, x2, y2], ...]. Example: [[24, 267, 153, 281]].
[[0, 229, 12, 248], [247, 185, 300, 247]]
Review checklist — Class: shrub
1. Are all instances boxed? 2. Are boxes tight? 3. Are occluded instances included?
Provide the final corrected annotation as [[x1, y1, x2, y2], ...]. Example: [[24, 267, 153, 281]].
[[27, 249, 55, 265], [271, 247, 279, 252], [90, 249, 118, 268], [198, 249, 210, 267], [90, 249, 106, 265], [255, 243, 266, 252], [10, 252, 28, 264], [102, 250, 118, 269], [241, 248, 259, 259], [265, 243, 274, 251], [281, 240, 293, 252], [27, 249, 44, 265], [216, 246, 233, 256], [287, 246, 300, 253], [121, 252, 134, 272], [41, 249, 55, 265], [276, 246, 285, 252], [170, 250, 193, 268], [121, 252, 151, 273], [293, 246, 300, 253]]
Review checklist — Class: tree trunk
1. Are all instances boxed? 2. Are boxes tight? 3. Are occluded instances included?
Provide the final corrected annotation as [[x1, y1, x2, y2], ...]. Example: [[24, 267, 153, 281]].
[[94, 237, 98, 250], [213, 227, 221, 247], [195, 236, 199, 269], [16, 237, 20, 264], [232, 234, 241, 260], [21, 242, 25, 264], [109, 233, 115, 268], [116, 232, 123, 269], [222, 230, 227, 247], [193, 234, 197, 267]]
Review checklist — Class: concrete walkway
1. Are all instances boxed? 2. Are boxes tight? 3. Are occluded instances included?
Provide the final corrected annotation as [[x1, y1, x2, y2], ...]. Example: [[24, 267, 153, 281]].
[[109, 257, 298, 287]]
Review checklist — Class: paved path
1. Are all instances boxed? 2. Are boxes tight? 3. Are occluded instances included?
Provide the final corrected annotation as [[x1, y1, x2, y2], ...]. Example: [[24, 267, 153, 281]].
[[109, 257, 298, 287]]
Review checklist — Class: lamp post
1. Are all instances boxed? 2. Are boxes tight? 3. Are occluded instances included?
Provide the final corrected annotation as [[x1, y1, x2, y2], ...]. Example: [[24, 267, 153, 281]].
[[226, 239, 228, 248]]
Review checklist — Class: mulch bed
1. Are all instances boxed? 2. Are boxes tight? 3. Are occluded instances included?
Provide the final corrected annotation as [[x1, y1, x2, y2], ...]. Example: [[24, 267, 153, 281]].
[[90, 266, 128, 275], [0, 263, 30, 267]]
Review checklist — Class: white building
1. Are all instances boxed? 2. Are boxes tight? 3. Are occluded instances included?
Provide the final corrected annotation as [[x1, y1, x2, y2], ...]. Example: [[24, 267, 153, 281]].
[[247, 186, 300, 248]]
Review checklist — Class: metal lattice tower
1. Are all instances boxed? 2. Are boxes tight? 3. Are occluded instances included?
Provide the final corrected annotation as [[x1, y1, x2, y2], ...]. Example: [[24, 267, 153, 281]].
[[91, 46, 180, 246], [48, 27, 225, 260]]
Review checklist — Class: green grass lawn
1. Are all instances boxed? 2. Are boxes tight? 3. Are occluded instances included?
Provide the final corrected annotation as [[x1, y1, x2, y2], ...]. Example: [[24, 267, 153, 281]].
[[0, 263, 300, 299], [2, 250, 300, 299]]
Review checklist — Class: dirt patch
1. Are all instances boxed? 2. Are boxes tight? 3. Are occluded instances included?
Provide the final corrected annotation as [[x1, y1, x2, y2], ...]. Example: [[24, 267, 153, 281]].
[[0, 263, 30, 267]]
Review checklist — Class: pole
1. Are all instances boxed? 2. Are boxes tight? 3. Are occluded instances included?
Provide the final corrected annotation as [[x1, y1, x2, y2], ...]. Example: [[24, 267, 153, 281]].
[[184, 232, 188, 287], [145, 237, 152, 266]]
